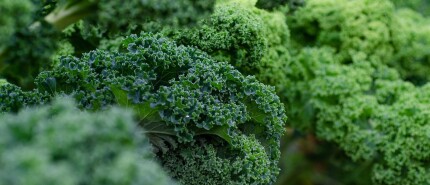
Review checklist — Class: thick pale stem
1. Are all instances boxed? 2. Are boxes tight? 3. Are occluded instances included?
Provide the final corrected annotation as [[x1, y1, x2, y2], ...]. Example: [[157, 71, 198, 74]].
[[45, 1, 98, 30]]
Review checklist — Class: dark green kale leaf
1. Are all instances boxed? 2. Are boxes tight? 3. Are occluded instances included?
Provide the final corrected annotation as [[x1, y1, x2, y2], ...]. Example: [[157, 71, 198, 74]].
[[34, 33, 287, 184]]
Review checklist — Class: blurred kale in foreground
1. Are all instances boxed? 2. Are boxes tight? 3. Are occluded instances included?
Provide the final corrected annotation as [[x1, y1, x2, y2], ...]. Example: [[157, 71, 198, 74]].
[[0, 97, 176, 185]]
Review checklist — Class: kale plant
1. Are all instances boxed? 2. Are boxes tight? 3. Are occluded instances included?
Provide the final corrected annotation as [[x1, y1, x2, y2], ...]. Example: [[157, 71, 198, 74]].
[[0, 97, 176, 185]]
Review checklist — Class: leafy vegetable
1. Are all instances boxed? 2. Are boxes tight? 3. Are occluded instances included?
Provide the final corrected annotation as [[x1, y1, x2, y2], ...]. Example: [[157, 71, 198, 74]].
[[0, 97, 176, 185], [33, 33, 287, 184], [280, 0, 430, 184], [3, 0, 430, 184]]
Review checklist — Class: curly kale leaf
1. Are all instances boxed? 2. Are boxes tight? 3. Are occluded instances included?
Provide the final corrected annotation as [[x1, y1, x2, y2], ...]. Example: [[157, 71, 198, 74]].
[[34, 33, 287, 184], [0, 97, 176, 185], [284, 1, 430, 183], [161, 135, 275, 185], [289, 0, 430, 85], [172, 1, 267, 73], [289, 0, 395, 67], [283, 44, 430, 184], [390, 9, 430, 85], [79, 0, 216, 40], [0, 80, 49, 113], [170, 1, 291, 94]]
